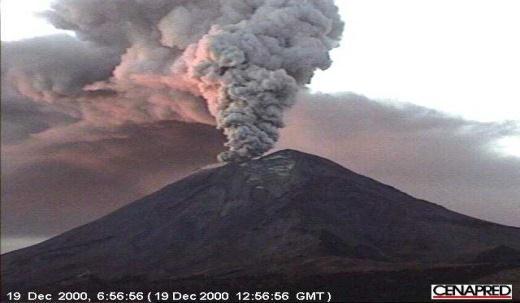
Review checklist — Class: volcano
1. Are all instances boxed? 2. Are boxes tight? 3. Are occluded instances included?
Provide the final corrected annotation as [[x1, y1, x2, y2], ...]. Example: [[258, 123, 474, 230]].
[[2, 150, 519, 301]]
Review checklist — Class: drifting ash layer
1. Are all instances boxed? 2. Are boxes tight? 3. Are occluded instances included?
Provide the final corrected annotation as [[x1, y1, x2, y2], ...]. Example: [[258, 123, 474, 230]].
[[2, 150, 520, 301]]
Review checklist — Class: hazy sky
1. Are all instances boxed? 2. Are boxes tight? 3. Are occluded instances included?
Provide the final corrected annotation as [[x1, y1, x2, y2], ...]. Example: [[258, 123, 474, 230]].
[[1, 0, 519, 253]]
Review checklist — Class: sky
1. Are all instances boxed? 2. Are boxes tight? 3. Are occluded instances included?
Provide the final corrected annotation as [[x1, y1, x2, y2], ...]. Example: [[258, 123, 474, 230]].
[[314, 1, 520, 122], [1, 0, 519, 253]]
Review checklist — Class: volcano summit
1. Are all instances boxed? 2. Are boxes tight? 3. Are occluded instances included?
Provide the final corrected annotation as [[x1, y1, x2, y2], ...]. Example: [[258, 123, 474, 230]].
[[2, 150, 519, 301]]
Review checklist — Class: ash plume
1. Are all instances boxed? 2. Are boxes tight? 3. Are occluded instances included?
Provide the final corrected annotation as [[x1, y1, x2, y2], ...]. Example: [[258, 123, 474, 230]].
[[6, 0, 344, 162]]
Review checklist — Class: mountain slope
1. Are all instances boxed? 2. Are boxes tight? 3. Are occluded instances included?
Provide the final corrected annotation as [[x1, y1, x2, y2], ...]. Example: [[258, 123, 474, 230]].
[[2, 149, 519, 300]]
